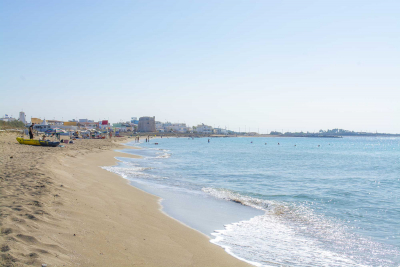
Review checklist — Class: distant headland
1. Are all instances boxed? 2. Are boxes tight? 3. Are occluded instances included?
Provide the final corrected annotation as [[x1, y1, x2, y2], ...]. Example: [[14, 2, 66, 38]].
[[266, 129, 400, 138]]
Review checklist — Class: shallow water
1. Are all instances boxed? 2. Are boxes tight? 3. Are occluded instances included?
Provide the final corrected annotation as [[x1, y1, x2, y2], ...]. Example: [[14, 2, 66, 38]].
[[103, 136, 400, 266]]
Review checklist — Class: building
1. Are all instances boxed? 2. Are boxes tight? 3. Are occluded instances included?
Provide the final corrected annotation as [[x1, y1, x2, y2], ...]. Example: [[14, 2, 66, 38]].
[[164, 123, 190, 133], [78, 121, 99, 130], [0, 114, 16, 122], [113, 123, 133, 132], [138, 116, 156, 132], [31, 118, 43, 124], [155, 121, 191, 133], [131, 117, 139, 124], [99, 120, 110, 130], [32, 119, 51, 131], [47, 120, 64, 126], [64, 121, 77, 126], [19, 112, 26, 124], [214, 128, 228, 135], [155, 121, 164, 132], [194, 124, 213, 134]]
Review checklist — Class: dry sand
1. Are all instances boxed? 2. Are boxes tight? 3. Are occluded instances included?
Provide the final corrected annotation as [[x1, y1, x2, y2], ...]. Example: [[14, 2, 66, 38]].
[[0, 132, 250, 267]]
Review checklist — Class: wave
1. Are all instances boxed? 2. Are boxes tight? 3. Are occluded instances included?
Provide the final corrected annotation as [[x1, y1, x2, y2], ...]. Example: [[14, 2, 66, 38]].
[[155, 152, 171, 159], [102, 165, 167, 181], [203, 188, 399, 266]]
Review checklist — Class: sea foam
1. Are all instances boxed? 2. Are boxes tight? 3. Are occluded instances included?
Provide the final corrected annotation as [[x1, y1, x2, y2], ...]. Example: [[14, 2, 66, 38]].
[[204, 188, 399, 266]]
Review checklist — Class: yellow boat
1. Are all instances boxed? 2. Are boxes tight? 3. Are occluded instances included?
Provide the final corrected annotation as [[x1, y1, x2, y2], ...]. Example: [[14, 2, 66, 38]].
[[16, 137, 60, 147]]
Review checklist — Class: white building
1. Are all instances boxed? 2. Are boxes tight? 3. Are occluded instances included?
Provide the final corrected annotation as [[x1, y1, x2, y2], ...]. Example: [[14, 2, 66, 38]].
[[0, 114, 16, 122], [194, 124, 213, 134], [33, 119, 51, 131], [19, 112, 26, 124], [214, 128, 228, 134], [47, 120, 64, 126], [155, 121, 164, 132], [156, 122, 192, 133], [164, 123, 189, 133]]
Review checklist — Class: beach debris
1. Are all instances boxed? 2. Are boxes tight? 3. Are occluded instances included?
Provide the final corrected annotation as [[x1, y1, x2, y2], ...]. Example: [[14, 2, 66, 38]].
[[42, 264, 47, 267], [230, 199, 243, 205], [10, 156, 13, 158], [73, 234, 76, 236]]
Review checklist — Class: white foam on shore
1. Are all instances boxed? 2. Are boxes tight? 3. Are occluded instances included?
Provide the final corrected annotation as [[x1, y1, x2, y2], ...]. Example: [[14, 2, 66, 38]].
[[204, 188, 399, 266], [102, 160, 168, 181], [155, 152, 171, 159]]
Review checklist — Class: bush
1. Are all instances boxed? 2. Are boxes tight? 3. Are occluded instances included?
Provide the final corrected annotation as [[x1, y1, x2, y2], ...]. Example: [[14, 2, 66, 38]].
[[0, 120, 26, 129]]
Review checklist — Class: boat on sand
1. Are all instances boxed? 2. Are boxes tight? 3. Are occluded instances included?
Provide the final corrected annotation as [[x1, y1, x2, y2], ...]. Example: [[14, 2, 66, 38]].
[[16, 137, 60, 147]]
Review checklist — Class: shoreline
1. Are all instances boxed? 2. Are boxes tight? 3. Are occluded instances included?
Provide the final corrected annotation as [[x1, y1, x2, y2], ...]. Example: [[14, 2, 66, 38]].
[[0, 133, 249, 266], [113, 140, 265, 266]]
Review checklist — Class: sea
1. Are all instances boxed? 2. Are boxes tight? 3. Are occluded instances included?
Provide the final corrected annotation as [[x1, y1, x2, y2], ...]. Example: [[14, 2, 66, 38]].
[[103, 136, 400, 266]]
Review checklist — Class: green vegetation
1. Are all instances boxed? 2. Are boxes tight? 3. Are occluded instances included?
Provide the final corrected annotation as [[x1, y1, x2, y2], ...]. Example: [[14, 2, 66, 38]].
[[0, 120, 26, 129]]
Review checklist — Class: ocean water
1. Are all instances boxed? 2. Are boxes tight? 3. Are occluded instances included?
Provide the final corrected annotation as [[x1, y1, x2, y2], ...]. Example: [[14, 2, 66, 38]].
[[103, 137, 400, 266]]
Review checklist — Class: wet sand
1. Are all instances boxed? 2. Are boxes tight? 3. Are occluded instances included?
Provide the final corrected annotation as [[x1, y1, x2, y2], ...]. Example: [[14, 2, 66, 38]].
[[0, 132, 249, 266]]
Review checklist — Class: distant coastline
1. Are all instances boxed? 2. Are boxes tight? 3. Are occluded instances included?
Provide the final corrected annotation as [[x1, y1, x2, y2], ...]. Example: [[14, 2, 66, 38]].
[[1, 120, 399, 139]]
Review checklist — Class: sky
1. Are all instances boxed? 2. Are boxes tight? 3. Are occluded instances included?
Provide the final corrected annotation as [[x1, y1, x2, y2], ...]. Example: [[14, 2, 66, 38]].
[[1, 0, 399, 133]]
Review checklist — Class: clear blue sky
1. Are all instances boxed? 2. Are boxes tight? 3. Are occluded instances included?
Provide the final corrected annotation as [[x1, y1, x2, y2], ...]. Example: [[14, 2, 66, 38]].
[[1, 0, 399, 133]]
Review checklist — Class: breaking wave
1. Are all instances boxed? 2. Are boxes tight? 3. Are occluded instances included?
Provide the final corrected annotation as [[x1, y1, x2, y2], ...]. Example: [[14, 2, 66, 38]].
[[102, 164, 167, 180], [203, 188, 399, 266]]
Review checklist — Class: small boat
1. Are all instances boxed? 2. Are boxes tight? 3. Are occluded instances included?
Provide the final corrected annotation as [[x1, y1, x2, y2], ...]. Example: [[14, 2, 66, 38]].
[[16, 137, 60, 147]]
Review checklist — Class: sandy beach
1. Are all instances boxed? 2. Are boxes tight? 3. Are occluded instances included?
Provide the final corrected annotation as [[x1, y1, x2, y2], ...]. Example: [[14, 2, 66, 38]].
[[0, 132, 249, 267]]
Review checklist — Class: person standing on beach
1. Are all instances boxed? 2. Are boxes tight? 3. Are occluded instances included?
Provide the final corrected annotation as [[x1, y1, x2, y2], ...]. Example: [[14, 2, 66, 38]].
[[29, 123, 34, 139]]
